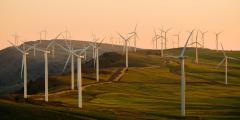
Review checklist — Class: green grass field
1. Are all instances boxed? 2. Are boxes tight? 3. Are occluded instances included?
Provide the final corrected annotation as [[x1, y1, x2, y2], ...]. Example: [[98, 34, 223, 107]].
[[1, 48, 240, 120]]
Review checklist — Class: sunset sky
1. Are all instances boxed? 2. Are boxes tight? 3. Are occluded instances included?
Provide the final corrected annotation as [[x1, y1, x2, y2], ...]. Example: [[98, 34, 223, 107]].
[[0, 0, 239, 50]]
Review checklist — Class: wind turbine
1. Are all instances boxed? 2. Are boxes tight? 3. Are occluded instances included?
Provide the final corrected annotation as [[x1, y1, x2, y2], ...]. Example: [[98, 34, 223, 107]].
[[39, 29, 48, 41], [57, 43, 91, 108], [24, 45, 50, 101], [91, 34, 97, 67], [12, 33, 20, 46], [117, 32, 134, 69], [215, 32, 222, 52], [94, 38, 105, 82], [61, 32, 77, 90], [128, 24, 139, 52], [153, 29, 164, 57], [216, 43, 239, 85], [173, 32, 180, 48], [22, 32, 63, 101], [167, 30, 194, 116], [153, 29, 161, 49], [33, 33, 62, 101], [59, 30, 78, 90], [161, 27, 172, 49], [8, 41, 34, 99], [188, 31, 202, 64], [199, 30, 207, 48]]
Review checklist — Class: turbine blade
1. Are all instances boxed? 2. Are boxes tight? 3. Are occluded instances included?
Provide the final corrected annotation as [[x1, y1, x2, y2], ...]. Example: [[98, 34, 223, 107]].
[[180, 30, 194, 57], [220, 43, 226, 57], [188, 42, 196, 46], [216, 58, 225, 69], [228, 56, 240, 60], [46, 32, 62, 49], [80, 45, 92, 54], [196, 42, 203, 47], [97, 37, 105, 48], [116, 32, 126, 41], [62, 55, 71, 72], [56, 43, 70, 53]]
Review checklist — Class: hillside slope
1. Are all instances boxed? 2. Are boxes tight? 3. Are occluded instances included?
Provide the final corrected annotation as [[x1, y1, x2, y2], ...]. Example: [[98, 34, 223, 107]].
[[1, 47, 240, 119], [0, 40, 136, 95]]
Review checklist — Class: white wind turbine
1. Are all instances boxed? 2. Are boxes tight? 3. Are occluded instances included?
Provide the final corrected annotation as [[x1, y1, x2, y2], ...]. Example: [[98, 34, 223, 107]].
[[128, 24, 139, 52], [173, 32, 181, 48], [153, 29, 164, 57], [39, 29, 54, 57], [216, 43, 239, 85], [93, 38, 104, 82], [8, 41, 34, 99], [199, 30, 207, 48], [153, 29, 161, 49], [12, 33, 19, 46], [25, 33, 62, 101], [91, 34, 98, 67], [39, 29, 48, 42], [167, 30, 194, 116], [214, 32, 222, 52], [61, 33, 78, 90], [58, 30, 79, 90], [61, 33, 92, 90], [117, 32, 134, 69], [188, 31, 202, 64], [161, 27, 172, 49], [57, 43, 91, 108]]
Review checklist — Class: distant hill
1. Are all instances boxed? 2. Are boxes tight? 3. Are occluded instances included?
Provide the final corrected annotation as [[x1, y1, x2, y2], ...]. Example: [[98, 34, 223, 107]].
[[0, 40, 137, 95]]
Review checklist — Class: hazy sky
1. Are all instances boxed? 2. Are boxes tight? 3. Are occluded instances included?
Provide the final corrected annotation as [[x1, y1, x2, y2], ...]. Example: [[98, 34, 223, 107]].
[[0, 0, 239, 50]]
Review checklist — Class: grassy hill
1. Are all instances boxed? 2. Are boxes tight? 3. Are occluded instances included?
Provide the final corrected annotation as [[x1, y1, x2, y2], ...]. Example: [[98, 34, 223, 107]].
[[0, 40, 129, 95], [1, 47, 240, 119]]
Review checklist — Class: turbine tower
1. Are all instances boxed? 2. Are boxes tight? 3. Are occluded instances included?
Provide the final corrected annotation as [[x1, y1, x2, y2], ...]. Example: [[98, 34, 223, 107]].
[[94, 38, 104, 82], [167, 30, 194, 116], [90, 37, 104, 82]]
